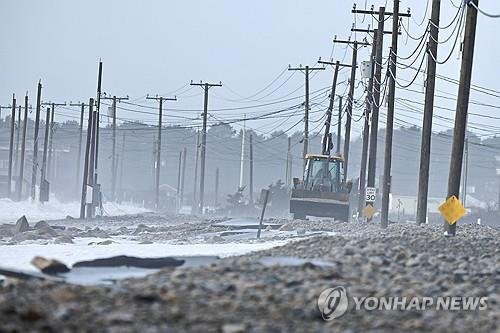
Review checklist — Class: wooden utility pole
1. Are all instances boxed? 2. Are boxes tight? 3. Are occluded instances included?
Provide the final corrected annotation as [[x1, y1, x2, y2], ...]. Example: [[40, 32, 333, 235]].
[[17, 94, 29, 201], [190, 81, 222, 214], [146, 95, 177, 211], [337, 97, 343, 155], [193, 130, 200, 210], [94, 61, 103, 199], [358, 30, 378, 216], [39, 107, 51, 202], [87, 104, 98, 218], [215, 167, 219, 206], [416, 0, 442, 225], [40, 102, 65, 181], [249, 133, 254, 203], [176, 151, 182, 211], [119, 132, 125, 203], [381, 0, 404, 228], [445, 0, 478, 236], [102, 95, 128, 201], [70, 102, 89, 192], [366, 8, 385, 216], [7, 95, 16, 198], [288, 65, 325, 170], [14, 105, 22, 184], [318, 60, 359, 156], [31, 82, 42, 200], [180, 147, 187, 207], [239, 117, 246, 190], [285, 137, 292, 187]]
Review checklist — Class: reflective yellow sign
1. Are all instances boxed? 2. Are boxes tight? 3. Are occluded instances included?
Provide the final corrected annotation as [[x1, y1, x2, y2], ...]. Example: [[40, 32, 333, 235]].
[[438, 195, 466, 225], [363, 204, 377, 219]]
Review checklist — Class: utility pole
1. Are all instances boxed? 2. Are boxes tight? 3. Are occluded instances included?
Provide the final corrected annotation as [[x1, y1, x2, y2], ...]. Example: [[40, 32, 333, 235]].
[[239, 117, 246, 190], [358, 30, 378, 216], [31, 81, 42, 200], [215, 167, 219, 206], [39, 107, 51, 203], [70, 102, 89, 192], [80, 99, 94, 219], [337, 97, 343, 155], [288, 65, 325, 170], [416, 0, 442, 225], [381, 0, 405, 228], [193, 130, 200, 210], [119, 132, 126, 203], [462, 137, 469, 207], [40, 102, 65, 181], [318, 60, 357, 156], [102, 95, 128, 201], [7, 95, 16, 198], [146, 95, 177, 211], [94, 61, 103, 197], [190, 81, 222, 214], [249, 133, 254, 203], [176, 151, 182, 211], [17, 94, 29, 201], [180, 147, 187, 207], [285, 137, 291, 187], [445, 0, 478, 236], [14, 105, 22, 184], [87, 103, 98, 218]]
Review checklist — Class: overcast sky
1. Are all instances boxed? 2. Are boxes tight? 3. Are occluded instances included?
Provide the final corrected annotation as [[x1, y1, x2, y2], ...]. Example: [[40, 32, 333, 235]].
[[1, 0, 499, 138]]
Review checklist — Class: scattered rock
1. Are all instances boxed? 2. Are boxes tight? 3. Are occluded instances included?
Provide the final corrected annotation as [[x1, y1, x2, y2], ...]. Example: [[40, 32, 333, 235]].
[[54, 236, 74, 244], [30, 256, 70, 275], [15, 216, 29, 234], [96, 240, 114, 245], [222, 323, 247, 333], [34, 221, 50, 230]]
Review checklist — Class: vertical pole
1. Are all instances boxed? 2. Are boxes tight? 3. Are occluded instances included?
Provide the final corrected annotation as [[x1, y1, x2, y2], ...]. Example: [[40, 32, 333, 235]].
[[87, 106, 97, 218], [249, 133, 254, 203], [358, 30, 378, 216], [286, 137, 291, 187], [193, 131, 200, 210], [14, 105, 21, 183], [76, 103, 85, 192], [239, 118, 246, 189], [257, 189, 270, 239], [176, 151, 182, 211], [94, 61, 103, 191], [416, 0, 442, 225], [119, 132, 125, 203], [215, 167, 219, 206], [80, 99, 94, 219], [462, 137, 469, 206], [199, 84, 209, 214], [323, 62, 340, 155], [367, 8, 385, 216], [111, 96, 117, 201], [303, 66, 310, 171], [180, 147, 187, 207], [343, 42, 358, 182], [155, 98, 163, 211], [31, 82, 42, 200], [39, 107, 50, 202], [7, 95, 16, 198], [381, 1, 400, 228], [18, 95, 29, 201], [445, 0, 478, 236], [337, 96, 343, 155], [47, 103, 55, 180]]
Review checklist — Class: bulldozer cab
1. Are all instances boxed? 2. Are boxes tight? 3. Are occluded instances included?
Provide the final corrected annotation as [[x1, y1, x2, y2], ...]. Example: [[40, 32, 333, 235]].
[[302, 154, 344, 193]]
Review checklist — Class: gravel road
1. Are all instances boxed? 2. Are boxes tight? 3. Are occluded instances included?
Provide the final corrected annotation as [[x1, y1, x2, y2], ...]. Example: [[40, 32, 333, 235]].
[[0, 219, 498, 332]]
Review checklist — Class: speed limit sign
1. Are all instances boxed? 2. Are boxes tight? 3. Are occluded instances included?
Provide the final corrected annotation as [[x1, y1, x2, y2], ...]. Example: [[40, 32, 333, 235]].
[[366, 187, 376, 203]]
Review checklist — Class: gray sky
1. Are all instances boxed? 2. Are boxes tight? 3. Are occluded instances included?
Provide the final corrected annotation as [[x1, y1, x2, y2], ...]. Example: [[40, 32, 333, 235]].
[[1, 0, 499, 138]]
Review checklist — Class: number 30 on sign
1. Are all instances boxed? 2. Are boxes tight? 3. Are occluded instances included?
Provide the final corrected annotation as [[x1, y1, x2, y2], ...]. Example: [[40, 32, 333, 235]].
[[366, 187, 376, 203]]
